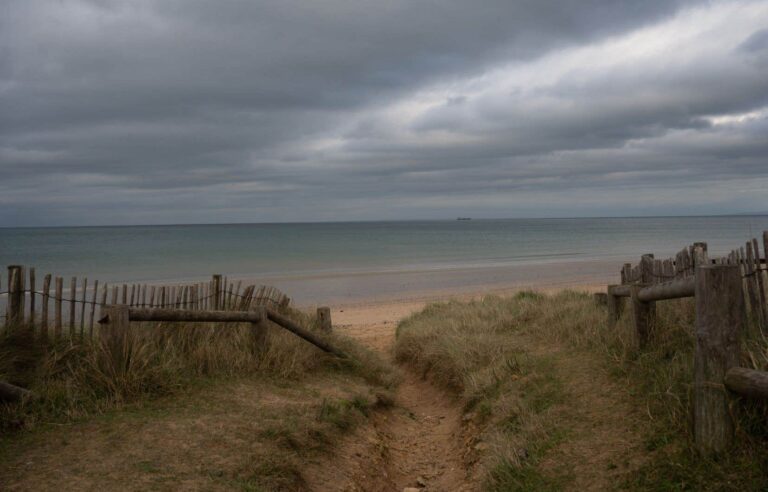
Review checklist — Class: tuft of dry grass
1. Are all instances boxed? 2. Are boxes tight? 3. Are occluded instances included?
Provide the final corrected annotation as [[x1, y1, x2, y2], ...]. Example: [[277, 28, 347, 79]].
[[395, 290, 768, 491], [0, 306, 395, 432]]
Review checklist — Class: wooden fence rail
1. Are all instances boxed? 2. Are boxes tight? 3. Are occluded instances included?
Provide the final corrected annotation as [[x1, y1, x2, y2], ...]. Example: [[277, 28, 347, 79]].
[[98, 305, 346, 359], [606, 230, 768, 455]]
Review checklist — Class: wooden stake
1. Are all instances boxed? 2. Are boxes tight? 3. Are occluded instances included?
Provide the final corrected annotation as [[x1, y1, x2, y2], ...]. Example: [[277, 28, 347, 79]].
[[221, 282, 227, 310], [80, 277, 88, 336], [69, 277, 77, 336], [631, 254, 656, 348], [90, 279, 98, 338], [750, 238, 767, 327], [149, 286, 156, 307], [212, 275, 222, 310], [41, 274, 51, 336], [54, 276, 63, 339], [19, 266, 26, 323], [693, 265, 743, 454], [6, 266, 22, 327], [317, 307, 332, 331], [233, 281, 242, 308], [745, 242, 761, 323], [29, 268, 36, 326]]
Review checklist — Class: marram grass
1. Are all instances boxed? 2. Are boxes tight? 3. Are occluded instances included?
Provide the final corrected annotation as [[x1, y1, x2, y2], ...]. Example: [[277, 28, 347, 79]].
[[0, 306, 395, 432], [395, 290, 768, 491]]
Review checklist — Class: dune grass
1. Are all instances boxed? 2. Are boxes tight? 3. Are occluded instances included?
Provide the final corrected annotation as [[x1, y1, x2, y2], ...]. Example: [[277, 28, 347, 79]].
[[394, 290, 768, 491], [0, 306, 395, 490]]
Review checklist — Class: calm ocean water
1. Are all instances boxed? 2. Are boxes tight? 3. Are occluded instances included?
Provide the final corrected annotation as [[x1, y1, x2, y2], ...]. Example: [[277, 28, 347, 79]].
[[2, 217, 767, 287]]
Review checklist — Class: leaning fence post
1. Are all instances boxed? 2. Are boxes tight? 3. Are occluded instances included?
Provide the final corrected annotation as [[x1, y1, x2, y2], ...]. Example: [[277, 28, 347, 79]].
[[693, 264, 743, 454], [317, 307, 332, 332]]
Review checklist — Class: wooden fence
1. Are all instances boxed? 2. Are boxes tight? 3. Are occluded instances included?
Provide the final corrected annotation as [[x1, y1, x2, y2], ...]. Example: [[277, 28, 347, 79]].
[[1, 267, 291, 340], [0, 266, 341, 402], [605, 231, 768, 455]]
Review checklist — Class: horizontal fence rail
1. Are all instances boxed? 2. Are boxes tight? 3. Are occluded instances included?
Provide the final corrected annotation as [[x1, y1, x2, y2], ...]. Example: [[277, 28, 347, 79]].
[[99, 305, 347, 359], [604, 230, 768, 455]]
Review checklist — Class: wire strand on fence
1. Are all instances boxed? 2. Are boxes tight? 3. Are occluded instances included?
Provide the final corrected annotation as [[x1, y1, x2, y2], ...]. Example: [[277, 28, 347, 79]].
[[2, 288, 282, 310]]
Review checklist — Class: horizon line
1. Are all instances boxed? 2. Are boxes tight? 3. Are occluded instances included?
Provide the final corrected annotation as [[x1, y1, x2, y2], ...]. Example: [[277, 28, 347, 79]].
[[2, 212, 768, 229]]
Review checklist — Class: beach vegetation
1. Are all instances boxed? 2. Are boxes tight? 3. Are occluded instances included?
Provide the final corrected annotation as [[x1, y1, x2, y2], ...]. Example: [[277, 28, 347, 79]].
[[0, 307, 395, 489], [394, 291, 768, 490]]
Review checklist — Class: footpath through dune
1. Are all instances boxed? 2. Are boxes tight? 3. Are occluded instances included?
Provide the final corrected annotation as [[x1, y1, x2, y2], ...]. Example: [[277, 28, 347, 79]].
[[305, 298, 648, 492], [304, 300, 478, 491]]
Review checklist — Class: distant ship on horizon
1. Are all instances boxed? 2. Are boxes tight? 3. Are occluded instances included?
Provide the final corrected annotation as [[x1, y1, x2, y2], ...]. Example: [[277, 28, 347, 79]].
[[456, 217, 472, 221]]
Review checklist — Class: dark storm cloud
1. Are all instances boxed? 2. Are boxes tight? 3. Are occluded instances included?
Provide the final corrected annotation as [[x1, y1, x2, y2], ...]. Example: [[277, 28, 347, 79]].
[[1, 0, 767, 225]]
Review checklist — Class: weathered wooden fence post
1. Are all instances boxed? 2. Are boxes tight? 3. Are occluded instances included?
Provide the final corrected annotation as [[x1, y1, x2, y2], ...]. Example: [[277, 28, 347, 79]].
[[693, 264, 743, 454], [69, 277, 76, 336], [18, 266, 26, 323], [317, 307, 332, 332], [99, 304, 130, 367], [212, 274, 222, 311], [90, 279, 99, 338], [631, 254, 656, 347], [745, 241, 763, 327], [55, 276, 63, 338], [6, 266, 23, 327], [606, 285, 624, 329], [251, 306, 269, 352], [28, 268, 36, 326], [752, 238, 767, 326], [80, 278, 88, 336], [41, 273, 51, 338]]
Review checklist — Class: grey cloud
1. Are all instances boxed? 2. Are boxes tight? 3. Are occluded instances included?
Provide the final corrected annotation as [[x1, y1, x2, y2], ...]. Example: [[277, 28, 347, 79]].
[[2, 0, 767, 226], [740, 28, 768, 52]]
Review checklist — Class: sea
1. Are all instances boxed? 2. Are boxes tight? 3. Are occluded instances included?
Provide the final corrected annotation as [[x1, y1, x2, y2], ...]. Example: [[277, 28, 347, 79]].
[[2, 216, 767, 305]]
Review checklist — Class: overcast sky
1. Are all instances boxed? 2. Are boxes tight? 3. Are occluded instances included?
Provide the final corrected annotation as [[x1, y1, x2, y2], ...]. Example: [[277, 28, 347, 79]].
[[1, 0, 767, 226]]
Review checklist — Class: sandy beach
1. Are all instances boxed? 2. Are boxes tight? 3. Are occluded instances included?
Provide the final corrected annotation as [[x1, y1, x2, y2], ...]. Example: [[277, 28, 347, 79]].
[[329, 279, 605, 351], [272, 257, 620, 308]]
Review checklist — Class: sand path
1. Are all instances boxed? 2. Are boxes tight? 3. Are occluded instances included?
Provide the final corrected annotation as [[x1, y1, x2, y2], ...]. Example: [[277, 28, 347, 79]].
[[305, 302, 477, 491], [308, 293, 645, 491]]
